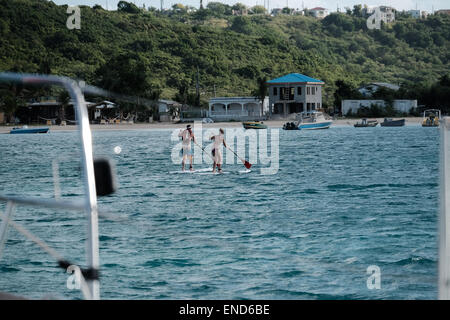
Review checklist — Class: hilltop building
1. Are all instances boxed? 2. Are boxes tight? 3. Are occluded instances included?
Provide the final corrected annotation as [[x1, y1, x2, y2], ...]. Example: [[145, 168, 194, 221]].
[[407, 9, 428, 19], [363, 6, 396, 23], [267, 73, 324, 118], [407, 9, 420, 18], [308, 7, 328, 19], [435, 10, 450, 16], [270, 8, 283, 15]]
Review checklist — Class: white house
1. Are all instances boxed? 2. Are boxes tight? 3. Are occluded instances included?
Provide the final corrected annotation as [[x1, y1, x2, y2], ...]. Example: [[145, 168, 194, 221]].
[[208, 97, 268, 121], [407, 10, 421, 18], [309, 7, 328, 19], [380, 6, 396, 23], [364, 6, 395, 23], [342, 99, 417, 115], [267, 73, 324, 118]]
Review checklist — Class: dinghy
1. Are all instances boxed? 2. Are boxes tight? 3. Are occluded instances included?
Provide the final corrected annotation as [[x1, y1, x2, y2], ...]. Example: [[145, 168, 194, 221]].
[[10, 125, 49, 134]]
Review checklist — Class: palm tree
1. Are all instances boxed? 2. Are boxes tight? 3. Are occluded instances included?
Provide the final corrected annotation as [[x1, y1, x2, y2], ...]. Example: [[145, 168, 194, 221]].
[[254, 76, 268, 118], [0, 85, 24, 124], [58, 90, 70, 125]]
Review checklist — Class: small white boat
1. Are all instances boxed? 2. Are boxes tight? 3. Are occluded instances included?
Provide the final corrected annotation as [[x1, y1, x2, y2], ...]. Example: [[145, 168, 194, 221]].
[[422, 109, 441, 127], [297, 111, 332, 130], [10, 125, 49, 134]]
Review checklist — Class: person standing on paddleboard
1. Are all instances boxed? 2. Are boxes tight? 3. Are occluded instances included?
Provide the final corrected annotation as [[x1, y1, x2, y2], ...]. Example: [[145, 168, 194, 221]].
[[210, 128, 227, 173], [178, 124, 196, 171]]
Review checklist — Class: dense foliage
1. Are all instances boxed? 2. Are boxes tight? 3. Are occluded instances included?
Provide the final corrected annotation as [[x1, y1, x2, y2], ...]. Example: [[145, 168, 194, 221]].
[[0, 0, 449, 111]]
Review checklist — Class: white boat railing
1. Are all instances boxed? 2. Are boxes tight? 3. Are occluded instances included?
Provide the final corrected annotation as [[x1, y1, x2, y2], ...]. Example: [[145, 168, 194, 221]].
[[439, 116, 450, 299], [0, 73, 100, 300]]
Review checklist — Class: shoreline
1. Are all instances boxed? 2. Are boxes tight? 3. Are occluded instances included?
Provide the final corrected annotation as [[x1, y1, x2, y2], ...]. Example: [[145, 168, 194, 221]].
[[0, 117, 425, 133]]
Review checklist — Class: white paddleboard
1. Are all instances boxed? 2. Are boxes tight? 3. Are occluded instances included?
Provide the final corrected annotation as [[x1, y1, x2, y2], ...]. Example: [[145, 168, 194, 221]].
[[196, 171, 230, 175], [169, 168, 212, 174]]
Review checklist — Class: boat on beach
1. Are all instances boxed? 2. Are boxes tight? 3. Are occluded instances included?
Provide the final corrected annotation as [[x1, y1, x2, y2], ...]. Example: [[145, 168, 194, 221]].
[[10, 125, 49, 134], [297, 111, 332, 130], [354, 119, 378, 127], [380, 118, 405, 127], [282, 121, 299, 130], [422, 109, 440, 127], [242, 121, 267, 129]]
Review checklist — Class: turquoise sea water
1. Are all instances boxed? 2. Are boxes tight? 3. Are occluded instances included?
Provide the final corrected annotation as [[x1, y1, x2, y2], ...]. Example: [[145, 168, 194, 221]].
[[0, 125, 440, 299]]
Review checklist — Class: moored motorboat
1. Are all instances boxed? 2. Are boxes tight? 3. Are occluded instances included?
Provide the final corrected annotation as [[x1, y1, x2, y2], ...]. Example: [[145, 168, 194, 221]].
[[380, 118, 405, 127], [297, 111, 332, 130], [422, 109, 440, 127], [354, 119, 378, 127], [242, 121, 267, 129], [10, 125, 49, 134]]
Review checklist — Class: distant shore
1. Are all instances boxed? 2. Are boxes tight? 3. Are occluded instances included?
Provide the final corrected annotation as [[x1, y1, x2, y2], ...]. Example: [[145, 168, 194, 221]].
[[0, 117, 425, 133]]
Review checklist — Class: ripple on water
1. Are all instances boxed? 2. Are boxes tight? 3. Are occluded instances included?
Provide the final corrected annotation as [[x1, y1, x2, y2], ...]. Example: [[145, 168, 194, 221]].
[[0, 126, 440, 299]]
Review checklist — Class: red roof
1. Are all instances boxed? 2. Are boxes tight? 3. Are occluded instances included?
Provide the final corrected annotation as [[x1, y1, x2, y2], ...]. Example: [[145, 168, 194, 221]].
[[310, 7, 326, 10]]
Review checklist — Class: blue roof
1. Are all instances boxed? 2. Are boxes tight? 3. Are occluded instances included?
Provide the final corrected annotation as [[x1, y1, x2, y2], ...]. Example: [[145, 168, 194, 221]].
[[267, 73, 324, 84]]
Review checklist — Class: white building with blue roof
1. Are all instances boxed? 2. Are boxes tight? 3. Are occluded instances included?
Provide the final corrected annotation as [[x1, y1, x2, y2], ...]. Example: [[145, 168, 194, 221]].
[[267, 73, 324, 118]]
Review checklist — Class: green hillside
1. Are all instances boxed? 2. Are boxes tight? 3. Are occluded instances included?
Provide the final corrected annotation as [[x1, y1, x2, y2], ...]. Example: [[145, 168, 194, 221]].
[[0, 0, 449, 108]]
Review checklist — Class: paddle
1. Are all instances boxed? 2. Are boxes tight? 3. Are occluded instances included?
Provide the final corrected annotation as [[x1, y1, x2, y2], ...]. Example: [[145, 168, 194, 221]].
[[193, 141, 214, 162], [225, 145, 252, 170]]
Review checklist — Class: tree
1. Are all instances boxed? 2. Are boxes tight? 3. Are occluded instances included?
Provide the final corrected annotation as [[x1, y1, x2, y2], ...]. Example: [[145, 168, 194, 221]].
[[117, 1, 140, 13], [251, 5, 266, 14], [0, 85, 24, 123], [172, 3, 187, 13], [96, 53, 162, 121], [352, 4, 362, 17], [174, 78, 190, 107], [207, 2, 231, 16], [282, 7, 293, 14], [58, 90, 70, 124], [253, 76, 268, 117], [334, 80, 360, 113], [230, 16, 252, 34], [232, 3, 247, 11]]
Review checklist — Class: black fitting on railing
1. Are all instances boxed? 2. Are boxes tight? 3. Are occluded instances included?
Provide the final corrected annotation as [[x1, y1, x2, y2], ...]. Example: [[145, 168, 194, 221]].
[[81, 268, 100, 281], [58, 260, 100, 281]]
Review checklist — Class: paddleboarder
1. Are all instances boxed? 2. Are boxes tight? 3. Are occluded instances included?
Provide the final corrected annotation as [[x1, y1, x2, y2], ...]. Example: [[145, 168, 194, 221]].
[[178, 124, 196, 171], [210, 128, 227, 173]]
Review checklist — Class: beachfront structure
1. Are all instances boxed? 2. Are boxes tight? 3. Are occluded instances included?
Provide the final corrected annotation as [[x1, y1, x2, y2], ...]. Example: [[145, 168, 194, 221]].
[[267, 73, 324, 118], [358, 82, 400, 97], [16, 97, 74, 124], [158, 99, 182, 122], [90, 101, 123, 124], [308, 7, 328, 19], [12, 97, 122, 124], [341, 99, 418, 115], [208, 97, 268, 121]]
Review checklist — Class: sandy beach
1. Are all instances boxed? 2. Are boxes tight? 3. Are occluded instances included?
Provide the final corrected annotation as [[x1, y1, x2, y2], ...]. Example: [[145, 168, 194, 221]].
[[0, 117, 425, 133]]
